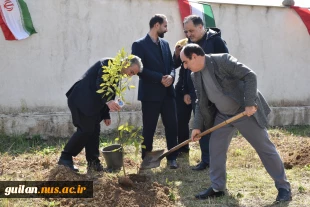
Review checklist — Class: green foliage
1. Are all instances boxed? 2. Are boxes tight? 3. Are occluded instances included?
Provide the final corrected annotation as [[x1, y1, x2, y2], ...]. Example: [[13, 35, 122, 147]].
[[116, 123, 144, 157], [0, 133, 66, 155], [96, 48, 135, 102], [298, 185, 306, 193], [304, 164, 310, 171], [233, 149, 244, 157], [236, 192, 244, 198], [168, 191, 176, 201], [96, 48, 143, 177]]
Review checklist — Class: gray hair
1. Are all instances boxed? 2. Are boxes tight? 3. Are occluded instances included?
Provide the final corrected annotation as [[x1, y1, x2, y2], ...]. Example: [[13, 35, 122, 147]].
[[129, 55, 143, 72]]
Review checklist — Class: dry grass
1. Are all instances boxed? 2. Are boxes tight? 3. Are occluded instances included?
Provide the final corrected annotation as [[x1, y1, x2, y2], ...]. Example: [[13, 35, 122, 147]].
[[0, 127, 310, 207]]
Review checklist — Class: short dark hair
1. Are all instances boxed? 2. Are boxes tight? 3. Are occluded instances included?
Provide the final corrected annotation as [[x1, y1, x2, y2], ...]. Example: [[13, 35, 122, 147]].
[[183, 43, 205, 59], [183, 15, 204, 26], [149, 14, 167, 29]]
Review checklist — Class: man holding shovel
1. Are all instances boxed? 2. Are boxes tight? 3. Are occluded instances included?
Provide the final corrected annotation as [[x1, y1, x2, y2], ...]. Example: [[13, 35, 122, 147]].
[[180, 44, 292, 202]]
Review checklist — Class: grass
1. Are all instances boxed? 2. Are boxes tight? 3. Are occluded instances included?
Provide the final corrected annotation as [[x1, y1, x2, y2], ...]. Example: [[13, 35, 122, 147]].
[[0, 126, 310, 206]]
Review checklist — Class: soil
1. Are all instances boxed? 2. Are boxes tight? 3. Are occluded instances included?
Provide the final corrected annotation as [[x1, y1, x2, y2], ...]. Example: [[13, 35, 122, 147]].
[[261, 134, 310, 169], [279, 139, 310, 169], [47, 165, 173, 207]]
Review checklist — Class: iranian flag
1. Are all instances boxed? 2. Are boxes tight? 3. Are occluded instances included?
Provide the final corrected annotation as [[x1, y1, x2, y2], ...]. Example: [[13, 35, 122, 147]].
[[291, 6, 310, 35], [0, 0, 36, 40], [178, 0, 216, 27]]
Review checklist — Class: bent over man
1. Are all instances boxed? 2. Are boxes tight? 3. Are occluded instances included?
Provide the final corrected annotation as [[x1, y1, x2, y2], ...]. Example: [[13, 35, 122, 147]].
[[58, 56, 143, 172]]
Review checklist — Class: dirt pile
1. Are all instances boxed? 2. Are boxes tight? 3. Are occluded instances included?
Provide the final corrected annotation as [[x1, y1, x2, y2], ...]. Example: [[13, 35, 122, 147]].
[[271, 135, 310, 169], [282, 142, 310, 169], [47, 165, 173, 207]]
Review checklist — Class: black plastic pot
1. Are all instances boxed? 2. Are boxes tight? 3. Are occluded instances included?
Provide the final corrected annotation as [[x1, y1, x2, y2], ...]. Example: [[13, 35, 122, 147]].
[[102, 144, 123, 170]]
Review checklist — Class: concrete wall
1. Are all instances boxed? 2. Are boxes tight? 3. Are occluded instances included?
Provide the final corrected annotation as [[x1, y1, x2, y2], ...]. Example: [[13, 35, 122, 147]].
[[210, 3, 310, 106], [0, 0, 184, 114], [0, 0, 309, 136]]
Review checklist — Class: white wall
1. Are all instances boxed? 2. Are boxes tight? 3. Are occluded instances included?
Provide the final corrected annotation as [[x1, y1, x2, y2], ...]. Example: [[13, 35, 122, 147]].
[[0, 0, 309, 115], [210, 3, 310, 106], [0, 0, 184, 113]]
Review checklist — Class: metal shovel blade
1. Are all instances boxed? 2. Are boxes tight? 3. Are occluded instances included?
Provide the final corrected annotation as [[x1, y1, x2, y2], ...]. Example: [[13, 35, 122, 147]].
[[140, 149, 165, 169]]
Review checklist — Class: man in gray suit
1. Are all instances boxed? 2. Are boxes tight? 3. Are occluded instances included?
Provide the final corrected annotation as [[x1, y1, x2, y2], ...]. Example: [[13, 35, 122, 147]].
[[180, 44, 292, 202]]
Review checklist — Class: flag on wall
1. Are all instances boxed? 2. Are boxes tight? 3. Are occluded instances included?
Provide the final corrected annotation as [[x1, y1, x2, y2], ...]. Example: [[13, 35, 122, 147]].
[[178, 0, 216, 27], [0, 0, 36, 40], [291, 6, 310, 35]]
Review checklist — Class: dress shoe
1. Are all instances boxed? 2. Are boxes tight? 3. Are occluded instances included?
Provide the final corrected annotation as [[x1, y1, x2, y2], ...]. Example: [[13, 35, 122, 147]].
[[192, 162, 209, 171], [195, 187, 225, 199], [58, 158, 79, 172], [87, 160, 104, 172], [276, 188, 292, 202], [168, 160, 178, 169]]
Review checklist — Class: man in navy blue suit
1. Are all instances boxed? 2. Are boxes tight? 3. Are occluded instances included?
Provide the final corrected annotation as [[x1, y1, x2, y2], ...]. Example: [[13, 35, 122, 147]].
[[132, 14, 178, 169], [58, 56, 143, 172]]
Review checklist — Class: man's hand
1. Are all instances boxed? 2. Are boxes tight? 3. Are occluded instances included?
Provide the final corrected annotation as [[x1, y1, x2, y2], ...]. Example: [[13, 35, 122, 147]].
[[106, 100, 121, 112], [174, 45, 183, 57], [191, 129, 202, 142], [183, 94, 191, 105], [103, 119, 111, 126], [245, 106, 257, 116], [161, 75, 173, 87]]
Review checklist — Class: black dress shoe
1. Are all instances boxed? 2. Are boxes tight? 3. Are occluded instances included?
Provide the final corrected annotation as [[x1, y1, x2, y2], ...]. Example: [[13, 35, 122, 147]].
[[276, 188, 292, 202], [192, 162, 209, 171], [168, 160, 178, 169], [58, 158, 79, 172], [87, 160, 104, 172], [195, 187, 225, 199]]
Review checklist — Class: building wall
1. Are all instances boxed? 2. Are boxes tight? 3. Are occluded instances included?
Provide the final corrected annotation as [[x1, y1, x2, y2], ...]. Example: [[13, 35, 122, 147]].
[[0, 0, 309, 136]]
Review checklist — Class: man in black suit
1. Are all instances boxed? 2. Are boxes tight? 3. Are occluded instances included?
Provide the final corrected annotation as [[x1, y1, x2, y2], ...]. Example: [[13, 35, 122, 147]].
[[132, 14, 178, 169], [58, 56, 143, 172], [174, 15, 229, 171]]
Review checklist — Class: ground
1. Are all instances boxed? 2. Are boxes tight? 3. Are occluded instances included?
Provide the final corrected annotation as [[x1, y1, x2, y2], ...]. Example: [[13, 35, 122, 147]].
[[0, 126, 310, 206]]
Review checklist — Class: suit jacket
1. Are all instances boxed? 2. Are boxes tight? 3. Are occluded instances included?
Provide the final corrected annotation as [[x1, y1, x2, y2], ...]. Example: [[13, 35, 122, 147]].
[[191, 54, 271, 130], [132, 34, 175, 101], [66, 58, 111, 118]]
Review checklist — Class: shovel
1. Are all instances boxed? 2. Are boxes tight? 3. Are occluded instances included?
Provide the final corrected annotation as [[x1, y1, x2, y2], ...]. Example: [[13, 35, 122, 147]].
[[140, 111, 246, 169]]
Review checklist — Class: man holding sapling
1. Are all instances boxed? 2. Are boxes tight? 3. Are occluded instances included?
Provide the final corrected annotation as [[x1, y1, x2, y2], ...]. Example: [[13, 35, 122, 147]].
[[58, 55, 143, 172]]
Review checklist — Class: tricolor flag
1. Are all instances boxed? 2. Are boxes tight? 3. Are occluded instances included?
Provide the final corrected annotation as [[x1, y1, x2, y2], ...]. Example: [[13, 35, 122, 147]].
[[0, 0, 36, 40], [178, 0, 216, 27], [291, 6, 310, 35]]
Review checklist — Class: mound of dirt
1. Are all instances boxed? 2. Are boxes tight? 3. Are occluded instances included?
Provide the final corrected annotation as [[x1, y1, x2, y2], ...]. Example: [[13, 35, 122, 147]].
[[124, 158, 138, 168], [48, 165, 91, 181], [272, 137, 310, 169], [282, 143, 310, 169], [47, 166, 173, 207]]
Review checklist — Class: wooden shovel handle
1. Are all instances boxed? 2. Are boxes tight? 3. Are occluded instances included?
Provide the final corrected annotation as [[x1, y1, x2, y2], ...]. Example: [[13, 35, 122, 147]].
[[159, 111, 246, 159], [196, 111, 246, 138]]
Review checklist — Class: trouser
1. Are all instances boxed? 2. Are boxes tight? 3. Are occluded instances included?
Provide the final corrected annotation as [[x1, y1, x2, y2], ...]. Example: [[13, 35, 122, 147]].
[[175, 90, 192, 151], [210, 112, 291, 191], [192, 101, 211, 164], [61, 100, 104, 162], [141, 96, 178, 160]]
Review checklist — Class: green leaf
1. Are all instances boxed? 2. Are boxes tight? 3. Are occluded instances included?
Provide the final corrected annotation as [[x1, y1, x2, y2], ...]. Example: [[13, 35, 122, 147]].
[[96, 89, 104, 93]]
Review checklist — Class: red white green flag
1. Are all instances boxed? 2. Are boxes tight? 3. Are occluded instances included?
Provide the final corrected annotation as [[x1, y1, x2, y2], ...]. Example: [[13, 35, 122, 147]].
[[0, 0, 36, 40], [291, 6, 310, 35], [178, 0, 216, 27]]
